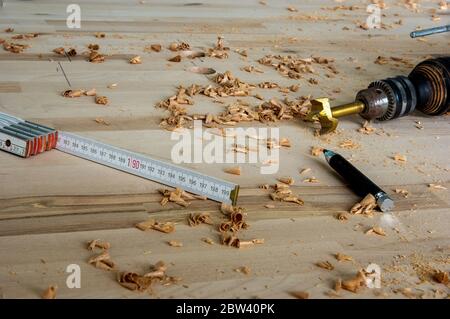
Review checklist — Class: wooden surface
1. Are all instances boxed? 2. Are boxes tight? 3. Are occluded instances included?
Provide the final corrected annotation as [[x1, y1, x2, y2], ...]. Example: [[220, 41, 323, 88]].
[[0, 0, 449, 299]]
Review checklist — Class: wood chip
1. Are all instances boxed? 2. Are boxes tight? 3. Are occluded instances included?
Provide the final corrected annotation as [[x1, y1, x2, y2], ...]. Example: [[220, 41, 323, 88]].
[[88, 44, 99, 51], [224, 166, 241, 175], [393, 153, 407, 163], [95, 96, 109, 105], [168, 240, 183, 247], [63, 89, 84, 98], [342, 270, 366, 293], [336, 212, 350, 221], [188, 212, 214, 226], [393, 188, 409, 198], [335, 253, 353, 262], [87, 239, 111, 251], [202, 237, 214, 245], [278, 177, 294, 185], [136, 218, 175, 233], [94, 118, 110, 126], [168, 55, 182, 62], [234, 266, 251, 275], [366, 226, 386, 236], [299, 168, 311, 175], [433, 270, 449, 284], [150, 44, 162, 52], [311, 146, 323, 156], [42, 285, 57, 299], [303, 177, 319, 183], [129, 55, 142, 64], [88, 251, 115, 271], [290, 291, 309, 299], [88, 50, 105, 63], [85, 88, 97, 96], [358, 121, 376, 134], [350, 193, 377, 216], [316, 261, 334, 271], [95, 32, 105, 38], [264, 204, 275, 209]]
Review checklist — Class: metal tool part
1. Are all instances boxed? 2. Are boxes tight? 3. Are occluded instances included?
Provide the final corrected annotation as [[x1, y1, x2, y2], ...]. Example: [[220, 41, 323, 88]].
[[307, 57, 449, 134], [410, 25, 450, 38], [0, 112, 240, 205], [323, 149, 394, 212]]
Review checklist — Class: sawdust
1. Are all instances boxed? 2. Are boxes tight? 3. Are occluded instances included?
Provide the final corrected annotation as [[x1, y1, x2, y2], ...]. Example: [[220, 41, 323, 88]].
[[316, 261, 334, 270]]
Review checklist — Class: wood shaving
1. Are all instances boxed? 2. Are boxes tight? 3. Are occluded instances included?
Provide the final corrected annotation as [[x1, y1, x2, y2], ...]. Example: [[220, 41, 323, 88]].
[[269, 183, 304, 205], [135, 218, 175, 233], [393, 188, 409, 198], [42, 285, 57, 299], [159, 188, 201, 207], [118, 261, 179, 292], [433, 270, 449, 284], [242, 65, 264, 73], [316, 261, 334, 270], [264, 204, 275, 209], [290, 291, 309, 299], [188, 212, 214, 226], [311, 146, 323, 156], [258, 54, 337, 80], [11, 33, 38, 40], [335, 253, 353, 262], [336, 212, 350, 221], [169, 42, 190, 51], [129, 55, 142, 64], [366, 226, 386, 236], [63, 89, 85, 98], [95, 96, 109, 105], [3, 42, 30, 53], [88, 251, 116, 271], [88, 50, 105, 63], [88, 44, 99, 51], [428, 183, 447, 190], [278, 177, 294, 185], [341, 270, 366, 293], [202, 237, 214, 245], [234, 266, 251, 275], [350, 193, 377, 216], [299, 168, 311, 175], [339, 139, 359, 149], [168, 55, 182, 62], [287, 6, 298, 12], [168, 240, 183, 247], [393, 153, 407, 163], [207, 36, 229, 59], [358, 121, 376, 134], [85, 88, 97, 96], [94, 118, 110, 126], [150, 44, 162, 52], [224, 166, 241, 175], [87, 239, 111, 251]]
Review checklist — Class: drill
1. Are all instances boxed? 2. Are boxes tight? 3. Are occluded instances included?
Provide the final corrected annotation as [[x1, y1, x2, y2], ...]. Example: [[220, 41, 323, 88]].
[[307, 57, 450, 134]]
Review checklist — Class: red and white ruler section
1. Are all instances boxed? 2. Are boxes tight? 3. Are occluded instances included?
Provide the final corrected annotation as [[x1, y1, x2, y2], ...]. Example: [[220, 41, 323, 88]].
[[0, 111, 239, 205]]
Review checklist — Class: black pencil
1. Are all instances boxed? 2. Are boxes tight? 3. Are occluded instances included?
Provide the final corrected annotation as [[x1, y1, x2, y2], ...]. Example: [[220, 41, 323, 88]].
[[323, 149, 394, 212]]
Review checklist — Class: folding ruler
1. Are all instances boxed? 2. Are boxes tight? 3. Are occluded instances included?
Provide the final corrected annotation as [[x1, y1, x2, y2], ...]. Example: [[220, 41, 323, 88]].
[[0, 112, 239, 205]]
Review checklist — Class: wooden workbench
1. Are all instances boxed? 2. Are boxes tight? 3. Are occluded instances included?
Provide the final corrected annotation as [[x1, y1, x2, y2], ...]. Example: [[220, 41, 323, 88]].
[[0, 0, 449, 299]]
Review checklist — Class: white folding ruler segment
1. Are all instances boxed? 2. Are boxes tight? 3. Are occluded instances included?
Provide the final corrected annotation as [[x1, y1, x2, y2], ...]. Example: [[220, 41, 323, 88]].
[[0, 112, 239, 205]]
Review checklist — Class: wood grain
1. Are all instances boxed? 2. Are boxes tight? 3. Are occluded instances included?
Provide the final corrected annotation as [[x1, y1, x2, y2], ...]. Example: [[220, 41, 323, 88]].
[[0, 0, 449, 299]]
